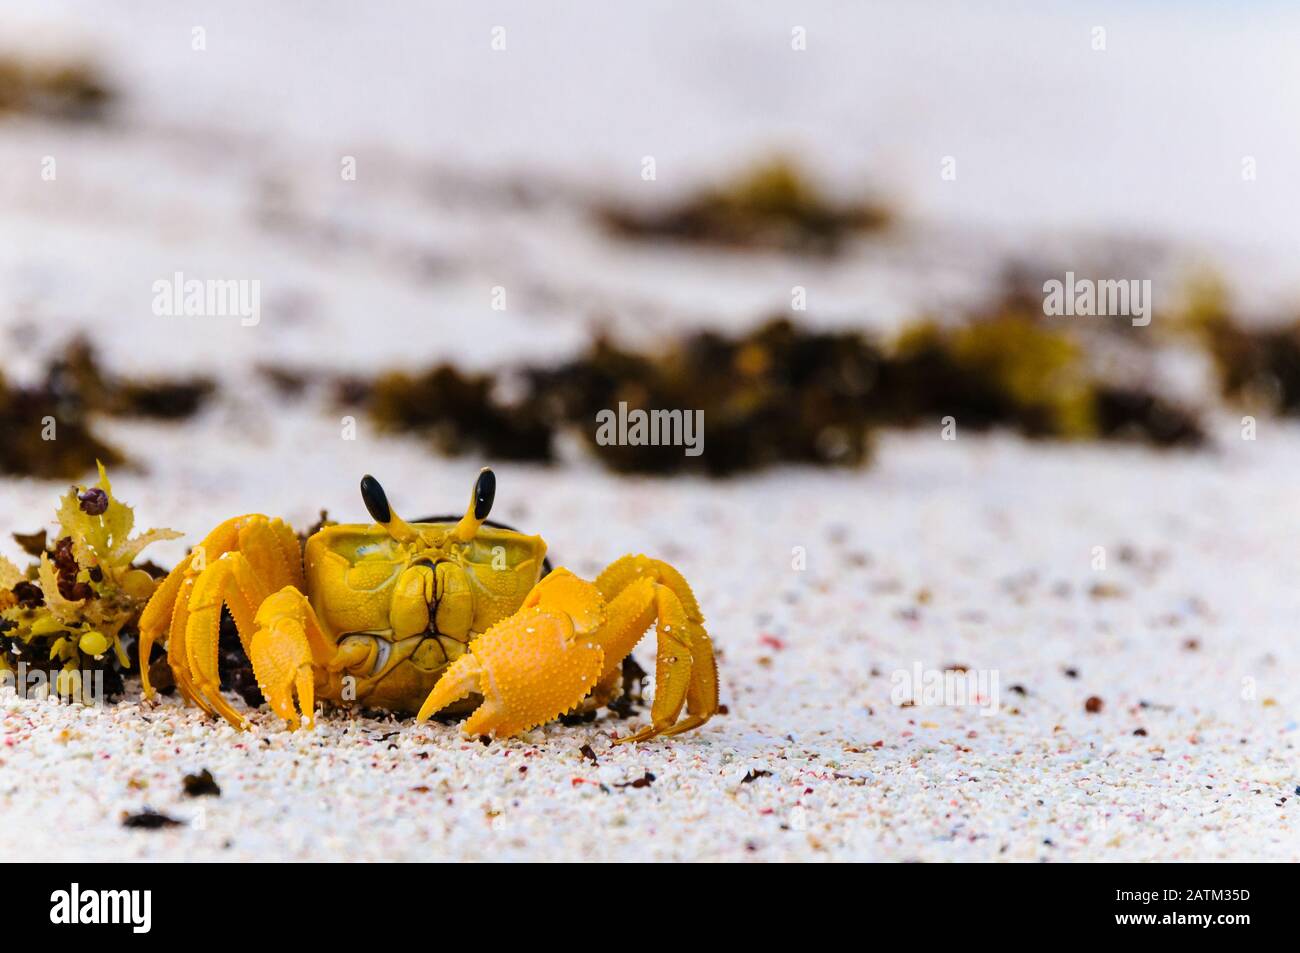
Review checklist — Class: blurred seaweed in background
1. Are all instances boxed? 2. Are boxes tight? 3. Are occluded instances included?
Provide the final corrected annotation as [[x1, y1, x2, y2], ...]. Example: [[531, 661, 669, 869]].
[[529, 320, 880, 474], [54, 338, 216, 421], [2, 312, 1205, 483], [600, 159, 891, 256], [0, 54, 111, 121], [0, 338, 215, 479], [322, 310, 1202, 477], [0, 367, 123, 479], [1184, 278, 1300, 416], [339, 364, 556, 462], [877, 313, 1203, 447]]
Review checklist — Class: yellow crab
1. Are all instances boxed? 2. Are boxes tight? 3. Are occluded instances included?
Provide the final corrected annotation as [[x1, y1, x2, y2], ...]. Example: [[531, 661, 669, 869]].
[[138, 469, 718, 742]]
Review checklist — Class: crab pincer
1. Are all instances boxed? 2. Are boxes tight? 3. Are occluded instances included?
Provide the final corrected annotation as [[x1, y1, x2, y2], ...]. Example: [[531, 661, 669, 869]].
[[417, 557, 719, 742], [416, 570, 607, 736]]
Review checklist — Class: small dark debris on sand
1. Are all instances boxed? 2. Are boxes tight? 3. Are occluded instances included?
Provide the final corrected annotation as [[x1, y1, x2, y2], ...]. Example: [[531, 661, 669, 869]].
[[614, 770, 656, 789], [182, 769, 221, 798], [121, 809, 184, 830]]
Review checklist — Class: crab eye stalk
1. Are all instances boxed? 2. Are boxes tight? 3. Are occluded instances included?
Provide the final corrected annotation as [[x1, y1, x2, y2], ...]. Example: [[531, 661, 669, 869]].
[[360, 474, 418, 543], [474, 468, 495, 520], [360, 475, 391, 524], [453, 467, 495, 542]]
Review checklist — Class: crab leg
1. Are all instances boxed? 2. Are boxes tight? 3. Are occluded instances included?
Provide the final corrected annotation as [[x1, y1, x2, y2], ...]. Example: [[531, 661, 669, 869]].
[[139, 514, 316, 729], [165, 576, 213, 717], [140, 514, 268, 697], [182, 552, 271, 728], [181, 519, 303, 726], [597, 555, 719, 743], [138, 551, 192, 696], [248, 587, 331, 729], [620, 589, 716, 741]]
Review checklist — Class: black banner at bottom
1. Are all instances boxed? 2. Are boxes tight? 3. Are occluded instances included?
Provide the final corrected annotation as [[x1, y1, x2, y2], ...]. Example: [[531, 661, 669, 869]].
[[6, 862, 1276, 941]]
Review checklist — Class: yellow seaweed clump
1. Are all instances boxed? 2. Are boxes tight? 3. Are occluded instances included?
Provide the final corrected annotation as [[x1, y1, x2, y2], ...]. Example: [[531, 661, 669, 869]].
[[877, 314, 1202, 447], [0, 464, 178, 699], [887, 316, 1097, 439]]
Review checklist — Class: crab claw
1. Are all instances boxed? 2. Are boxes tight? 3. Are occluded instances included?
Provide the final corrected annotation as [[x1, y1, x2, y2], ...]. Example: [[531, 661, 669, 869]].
[[416, 570, 607, 737]]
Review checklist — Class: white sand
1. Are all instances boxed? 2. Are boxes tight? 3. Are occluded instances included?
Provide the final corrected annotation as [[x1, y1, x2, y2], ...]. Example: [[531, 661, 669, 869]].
[[2, 415, 1298, 862]]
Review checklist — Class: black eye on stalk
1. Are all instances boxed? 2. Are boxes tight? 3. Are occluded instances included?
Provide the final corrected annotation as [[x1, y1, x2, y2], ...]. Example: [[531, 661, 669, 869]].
[[360, 474, 391, 524], [474, 468, 496, 520]]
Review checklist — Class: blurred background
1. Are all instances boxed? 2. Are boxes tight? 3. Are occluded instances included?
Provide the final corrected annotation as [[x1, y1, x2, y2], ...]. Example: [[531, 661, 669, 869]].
[[2, 0, 1299, 480]]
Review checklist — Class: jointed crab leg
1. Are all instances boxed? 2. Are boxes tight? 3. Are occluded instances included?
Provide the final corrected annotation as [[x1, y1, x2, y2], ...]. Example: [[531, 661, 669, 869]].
[[141, 556, 192, 697], [163, 576, 211, 716], [597, 555, 718, 742], [249, 587, 332, 729], [141, 516, 294, 693], [182, 551, 269, 727], [139, 514, 328, 729]]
